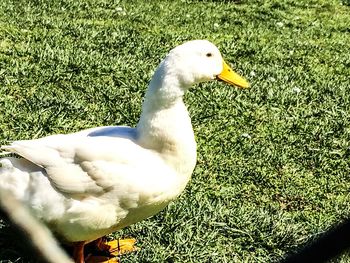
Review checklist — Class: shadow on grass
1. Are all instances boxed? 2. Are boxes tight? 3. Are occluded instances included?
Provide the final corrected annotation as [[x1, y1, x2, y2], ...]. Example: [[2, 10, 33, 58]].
[[342, 0, 350, 6], [0, 218, 38, 263]]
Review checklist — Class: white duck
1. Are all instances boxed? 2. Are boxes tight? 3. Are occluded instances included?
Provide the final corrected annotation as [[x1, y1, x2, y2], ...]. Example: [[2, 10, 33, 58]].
[[0, 40, 249, 262]]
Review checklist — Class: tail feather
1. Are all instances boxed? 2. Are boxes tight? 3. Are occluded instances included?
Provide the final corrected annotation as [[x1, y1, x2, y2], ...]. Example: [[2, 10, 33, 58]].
[[1, 157, 67, 222], [0, 157, 17, 173], [0, 157, 32, 201], [0, 144, 13, 158]]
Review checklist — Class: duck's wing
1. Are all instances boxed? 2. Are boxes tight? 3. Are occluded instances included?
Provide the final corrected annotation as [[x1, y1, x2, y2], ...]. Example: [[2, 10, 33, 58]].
[[2, 129, 157, 199]]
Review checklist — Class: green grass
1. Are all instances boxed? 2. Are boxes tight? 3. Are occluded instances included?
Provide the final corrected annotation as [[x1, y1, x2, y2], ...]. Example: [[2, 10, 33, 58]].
[[1, 0, 350, 262]]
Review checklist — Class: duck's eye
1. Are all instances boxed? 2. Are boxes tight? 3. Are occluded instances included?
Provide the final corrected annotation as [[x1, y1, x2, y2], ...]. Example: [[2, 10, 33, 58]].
[[206, 53, 213, 57]]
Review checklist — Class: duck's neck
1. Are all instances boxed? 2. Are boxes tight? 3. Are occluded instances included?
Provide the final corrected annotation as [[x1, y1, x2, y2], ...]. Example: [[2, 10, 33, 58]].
[[136, 61, 197, 175]]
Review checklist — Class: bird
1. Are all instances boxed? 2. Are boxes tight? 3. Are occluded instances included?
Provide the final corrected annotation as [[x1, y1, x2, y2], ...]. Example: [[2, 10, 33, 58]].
[[0, 40, 249, 263]]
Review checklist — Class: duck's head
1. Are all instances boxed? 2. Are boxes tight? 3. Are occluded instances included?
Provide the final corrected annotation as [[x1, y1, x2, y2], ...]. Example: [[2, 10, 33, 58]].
[[164, 40, 249, 89]]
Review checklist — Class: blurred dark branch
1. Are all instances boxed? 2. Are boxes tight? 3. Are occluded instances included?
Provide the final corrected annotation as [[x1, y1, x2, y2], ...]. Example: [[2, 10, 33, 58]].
[[280, 219, 350, 263], [0, 189, 73, 263]]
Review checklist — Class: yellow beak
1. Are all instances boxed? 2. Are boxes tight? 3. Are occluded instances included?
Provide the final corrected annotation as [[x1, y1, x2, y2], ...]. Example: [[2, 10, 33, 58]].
[[217, 61, 250, 88]]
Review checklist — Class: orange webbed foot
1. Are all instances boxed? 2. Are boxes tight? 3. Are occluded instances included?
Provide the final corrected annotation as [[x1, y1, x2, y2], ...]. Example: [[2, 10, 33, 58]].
[[85, 238, 138, 263]]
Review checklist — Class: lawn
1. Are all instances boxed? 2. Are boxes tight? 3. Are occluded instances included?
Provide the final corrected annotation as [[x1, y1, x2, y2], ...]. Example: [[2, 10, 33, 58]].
[[0, 0, 350, 262]]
